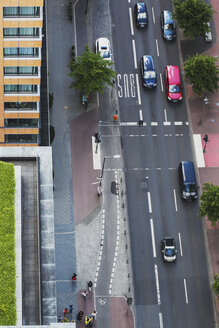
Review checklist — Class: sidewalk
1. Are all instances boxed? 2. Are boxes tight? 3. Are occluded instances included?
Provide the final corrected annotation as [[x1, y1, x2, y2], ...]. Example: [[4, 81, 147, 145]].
[[183, 0, 219, 321]]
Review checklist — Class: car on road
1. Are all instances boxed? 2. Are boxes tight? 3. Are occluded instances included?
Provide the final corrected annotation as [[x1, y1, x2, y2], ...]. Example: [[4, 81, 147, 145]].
[[161, 238, 177, 262], [178, 161, 198, 200], [204, 22, 213, 42], [95, 37, 111, 60], [140, 55, 157, 88], [165, 65, 182, 102], [134, 3, 148, 28], [160, 10, 176, 40]]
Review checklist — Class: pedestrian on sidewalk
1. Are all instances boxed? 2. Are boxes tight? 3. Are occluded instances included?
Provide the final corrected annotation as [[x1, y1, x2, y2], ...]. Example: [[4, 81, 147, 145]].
[[91, 310, 97, 320], [69, 304, 73, 314], [72, 273, 77, 281], [82, 290, 88, 299], [58, 315, 62, 322], [88, 281, 93, 292], [85, 315, 93, 326], [63, 308, 68, 316], [76, 311, 84, 322]]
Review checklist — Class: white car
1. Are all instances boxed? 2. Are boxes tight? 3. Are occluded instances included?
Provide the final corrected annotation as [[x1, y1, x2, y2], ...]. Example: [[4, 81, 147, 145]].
[[204, 22, 213, 43], [95, 37, 111, 60]]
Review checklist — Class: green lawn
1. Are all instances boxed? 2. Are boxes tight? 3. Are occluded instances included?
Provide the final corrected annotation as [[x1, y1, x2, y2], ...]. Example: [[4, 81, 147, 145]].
[[0, 161, 16, 325]]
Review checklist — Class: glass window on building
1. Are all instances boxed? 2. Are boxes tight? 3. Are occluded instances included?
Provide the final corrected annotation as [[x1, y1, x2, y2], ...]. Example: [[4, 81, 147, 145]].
[[4, 85, 38, 93], [5, 118, 38, 128], [5, 134, 38, 144], [3, 7, 40, 17], [4, 47, 39, 57], [4, 28, 39, 37], [4, 67, 38, 75], [4, 102, 38, 111]]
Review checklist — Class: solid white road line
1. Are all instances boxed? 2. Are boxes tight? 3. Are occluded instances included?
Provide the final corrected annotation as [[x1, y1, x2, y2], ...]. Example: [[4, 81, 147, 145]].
[[193, 134, 205, 168], [156, 39, 160, 57], [150, 219, 156, 258], [160, 73, 163, 91], [139, 109, 143, 121], [152, 7, 155, 24], [173, 189, 178, 211], [178, 232, 183, 256], [132, 39, 137, 69], [147, 192, 152, 213], [129, 8, 134, 35], [154, 264, 161, 304], [136, 74, 142, 105], [184, 278, 189, 303], [164, 109, 167, 122], [159, 313, 164, 328]]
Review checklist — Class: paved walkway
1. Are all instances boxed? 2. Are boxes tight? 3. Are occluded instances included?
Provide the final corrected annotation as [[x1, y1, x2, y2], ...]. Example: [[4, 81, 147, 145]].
[[184, 0, 219, 320]]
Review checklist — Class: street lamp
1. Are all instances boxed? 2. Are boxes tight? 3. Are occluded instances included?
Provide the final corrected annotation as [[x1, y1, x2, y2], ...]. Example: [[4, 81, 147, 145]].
[[98, 155, 121, 195]]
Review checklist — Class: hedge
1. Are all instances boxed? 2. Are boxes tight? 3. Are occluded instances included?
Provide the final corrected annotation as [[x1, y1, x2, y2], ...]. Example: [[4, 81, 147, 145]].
[[0, 161, 16, 325]]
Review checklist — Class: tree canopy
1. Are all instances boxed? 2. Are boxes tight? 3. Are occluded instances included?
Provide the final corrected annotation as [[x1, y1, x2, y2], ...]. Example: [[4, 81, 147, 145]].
[[68, 46, 116, 96], [184, 54, 219, 96], [173, 0, 214, 38], [199, 183, 219, 226]]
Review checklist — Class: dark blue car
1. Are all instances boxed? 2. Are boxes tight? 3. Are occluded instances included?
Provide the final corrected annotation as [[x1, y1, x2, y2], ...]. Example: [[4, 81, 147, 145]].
[[160, 11, 176, 40], [140, 55, 157, 88], [134, 3, 148, 28]]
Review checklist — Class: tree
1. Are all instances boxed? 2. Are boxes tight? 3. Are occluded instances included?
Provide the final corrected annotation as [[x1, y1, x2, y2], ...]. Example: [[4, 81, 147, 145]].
[[68, 46, 116, 96], [184, 54, 219, 96], [199, 183, 219, 226], [212, 274, 219, 300], [173, 0, 214, 39]]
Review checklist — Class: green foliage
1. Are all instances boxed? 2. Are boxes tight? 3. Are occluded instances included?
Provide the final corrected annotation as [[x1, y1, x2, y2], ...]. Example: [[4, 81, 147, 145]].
[[184, 54, 219, 96], [199, 183, 219, 226], [173, 0, 214, 38], [50, 125, 55, 145], [0, 161, 16, 325], [68, 45, 116, 96], [212, 274, 219, 299]]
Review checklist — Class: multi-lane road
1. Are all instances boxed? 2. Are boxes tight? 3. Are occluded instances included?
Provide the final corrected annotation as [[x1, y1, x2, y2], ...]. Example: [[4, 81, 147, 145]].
[[107, 0, 215, 327]]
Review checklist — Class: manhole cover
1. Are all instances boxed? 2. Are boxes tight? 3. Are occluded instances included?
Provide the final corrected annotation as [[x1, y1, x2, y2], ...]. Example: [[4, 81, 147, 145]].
[[141, 181, 148, 189]]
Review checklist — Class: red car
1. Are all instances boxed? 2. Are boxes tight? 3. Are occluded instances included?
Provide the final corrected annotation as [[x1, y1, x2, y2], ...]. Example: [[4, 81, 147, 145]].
[[165, 65, 182, 102]]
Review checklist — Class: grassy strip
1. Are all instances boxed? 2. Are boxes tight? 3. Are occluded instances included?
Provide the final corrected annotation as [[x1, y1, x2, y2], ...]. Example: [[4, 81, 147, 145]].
[[0, 161, 16, 325]]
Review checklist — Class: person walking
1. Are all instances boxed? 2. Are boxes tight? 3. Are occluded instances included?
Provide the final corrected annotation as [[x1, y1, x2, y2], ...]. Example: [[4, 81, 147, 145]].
[[81, 290, 88, 299], [85, 315, 93, 326], [63, 308, 68, 316], [69, 304, 73, 314], [72, 273, 77, 281], [88, 281, 93, 292], [91, 310, 97, 320]]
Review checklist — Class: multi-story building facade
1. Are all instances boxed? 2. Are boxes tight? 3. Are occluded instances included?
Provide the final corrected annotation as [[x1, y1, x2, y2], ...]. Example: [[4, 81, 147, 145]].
[[0, 0, 44, 146]]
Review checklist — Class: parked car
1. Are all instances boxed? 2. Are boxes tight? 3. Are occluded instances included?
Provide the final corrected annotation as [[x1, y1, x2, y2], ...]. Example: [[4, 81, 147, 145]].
[[160, 10, 176, 40], [161, 238, 177, 262], [134, 3, 148, 28], [165, 65, 182, 102], [178, 161, 198, 200], [140, 55, 157, 88], [204, 22, 213, 43], [95, 37, 111, 60]]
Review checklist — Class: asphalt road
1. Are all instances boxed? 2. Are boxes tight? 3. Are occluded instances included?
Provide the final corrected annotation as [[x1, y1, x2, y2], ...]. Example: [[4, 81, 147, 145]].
[[109, 0, 215, 327]]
